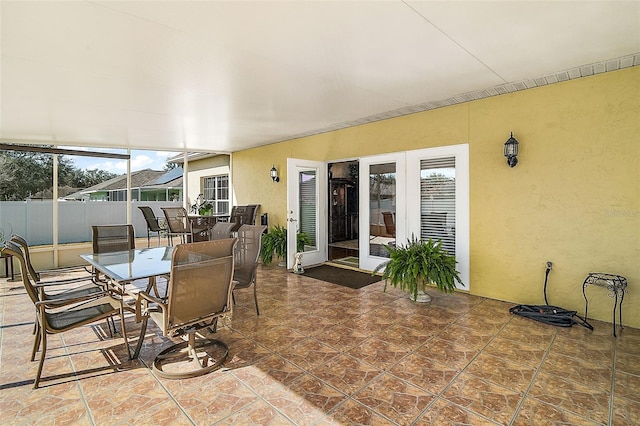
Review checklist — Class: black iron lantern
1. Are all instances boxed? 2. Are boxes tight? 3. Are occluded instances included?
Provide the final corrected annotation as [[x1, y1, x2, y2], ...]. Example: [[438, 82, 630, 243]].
[[270, 165, 280, 182], [504, 132, 519, 168]]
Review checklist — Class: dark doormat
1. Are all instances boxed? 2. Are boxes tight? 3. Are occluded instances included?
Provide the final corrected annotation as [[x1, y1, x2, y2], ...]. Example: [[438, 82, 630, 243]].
[[302, 264, 381, 289]]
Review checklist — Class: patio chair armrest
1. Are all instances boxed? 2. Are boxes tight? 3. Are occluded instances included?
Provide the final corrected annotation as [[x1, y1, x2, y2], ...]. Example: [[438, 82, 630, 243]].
[[135, 291, 166, 322], [33, 276, 96, 288], [35, 291, 112, 308]]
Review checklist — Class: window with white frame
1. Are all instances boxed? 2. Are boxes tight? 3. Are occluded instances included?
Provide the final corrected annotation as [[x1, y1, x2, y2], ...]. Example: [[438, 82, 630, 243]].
[[202, 175, 229, 214]]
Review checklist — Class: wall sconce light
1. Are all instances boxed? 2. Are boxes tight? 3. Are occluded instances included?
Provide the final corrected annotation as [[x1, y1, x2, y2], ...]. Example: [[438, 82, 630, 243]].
[[270, 165, 280, 183], [504, 132, 519, 168]]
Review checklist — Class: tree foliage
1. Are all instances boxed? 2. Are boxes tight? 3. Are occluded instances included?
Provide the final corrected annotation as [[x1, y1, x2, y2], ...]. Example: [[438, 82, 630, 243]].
[[73, 168, 120, 189], [0, 150, 118, 201], [163, 162, 178, 171]]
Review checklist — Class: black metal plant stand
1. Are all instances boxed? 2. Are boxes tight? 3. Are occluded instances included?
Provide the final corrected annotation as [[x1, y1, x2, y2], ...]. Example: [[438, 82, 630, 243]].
[[582, 272, 628, 337]]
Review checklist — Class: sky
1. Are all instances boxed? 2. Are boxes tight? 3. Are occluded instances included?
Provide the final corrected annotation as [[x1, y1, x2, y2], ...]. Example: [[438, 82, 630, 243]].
[[61, 147, 179, 173]]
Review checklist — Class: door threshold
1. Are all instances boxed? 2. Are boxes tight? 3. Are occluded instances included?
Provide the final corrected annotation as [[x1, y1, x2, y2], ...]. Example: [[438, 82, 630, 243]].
[[325, 260, 367, 273]]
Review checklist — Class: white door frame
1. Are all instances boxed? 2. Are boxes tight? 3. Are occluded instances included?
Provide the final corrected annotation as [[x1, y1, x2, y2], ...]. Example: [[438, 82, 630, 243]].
[[286, 158, 328, 268], [406, 144, 469, 290], [358, 152, 406, 272], [357, 145, 469, 290]]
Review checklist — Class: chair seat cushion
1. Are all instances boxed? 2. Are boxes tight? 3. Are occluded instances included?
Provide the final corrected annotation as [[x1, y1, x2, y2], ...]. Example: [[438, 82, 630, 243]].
[[46, 298, 118, 331]]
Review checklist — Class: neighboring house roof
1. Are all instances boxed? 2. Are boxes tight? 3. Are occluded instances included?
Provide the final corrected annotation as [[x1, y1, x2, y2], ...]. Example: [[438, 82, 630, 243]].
[[143, 167, 183, 186], [62, 169, 183, 200], [141, 167, 183, 189], [93, 169, 166, 192], [30, 186, 80, 200], [141, 178, 183, 190], [77, 173, 129, 193]]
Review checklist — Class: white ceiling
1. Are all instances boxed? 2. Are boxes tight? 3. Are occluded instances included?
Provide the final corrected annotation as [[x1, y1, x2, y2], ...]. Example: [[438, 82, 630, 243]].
[[1, 1, 639, 154]]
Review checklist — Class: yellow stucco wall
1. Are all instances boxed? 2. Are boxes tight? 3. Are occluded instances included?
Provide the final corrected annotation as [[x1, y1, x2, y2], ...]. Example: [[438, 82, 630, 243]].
[[232, 67, 640, 328]]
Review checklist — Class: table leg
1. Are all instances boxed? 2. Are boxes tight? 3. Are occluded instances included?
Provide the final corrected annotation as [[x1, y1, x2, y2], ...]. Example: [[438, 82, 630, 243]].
[[2, 255, 14, 281], [145, 276, 158, 298], [582, 281, 590, 325], [618, 289, 625, 335], [612, 292, 618, 338]]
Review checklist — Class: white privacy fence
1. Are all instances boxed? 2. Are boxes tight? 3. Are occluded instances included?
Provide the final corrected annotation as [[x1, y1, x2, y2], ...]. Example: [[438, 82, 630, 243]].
[[0, 200, 182, 246]]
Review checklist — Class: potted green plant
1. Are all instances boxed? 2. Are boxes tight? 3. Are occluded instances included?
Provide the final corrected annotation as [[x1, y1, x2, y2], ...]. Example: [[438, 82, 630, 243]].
[[198, 201, 213, 216], [260, 225, 311, 266], [261, 225, 287, 265], [373, 234, 464, 302]]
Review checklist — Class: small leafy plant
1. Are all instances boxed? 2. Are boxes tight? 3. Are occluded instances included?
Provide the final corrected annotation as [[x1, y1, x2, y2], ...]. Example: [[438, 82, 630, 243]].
[[198, 202, 213, 216], [260, 225, 287, 265], [260, 225, 311, 265], [373, 234, 463, 301], [297, 232, 311, 253]]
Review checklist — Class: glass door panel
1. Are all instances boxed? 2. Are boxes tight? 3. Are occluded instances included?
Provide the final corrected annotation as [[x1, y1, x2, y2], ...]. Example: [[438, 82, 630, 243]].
[[299, 170, 318, 251], [287, 158, 327, 268], [369, 162, 396, 258], [359, 153, 405, 271], [420, 157, 455, 254]]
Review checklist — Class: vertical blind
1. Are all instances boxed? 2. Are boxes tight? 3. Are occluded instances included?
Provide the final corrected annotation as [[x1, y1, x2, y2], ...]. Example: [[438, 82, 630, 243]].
[[420, 157, 455, 255], [299, 170, 317, 248]]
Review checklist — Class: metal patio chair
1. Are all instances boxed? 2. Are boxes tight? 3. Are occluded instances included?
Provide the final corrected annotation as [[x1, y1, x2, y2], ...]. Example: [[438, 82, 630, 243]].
[[227, 204, 260, 233], [1, 241, 130, 389], [161, 207, 193, 245], [10, 234, 95, 288], [133, 238, 237, 379], [137, 206, 166, 247], [233, 224, 267, 315], [209, 221, 236, 240]]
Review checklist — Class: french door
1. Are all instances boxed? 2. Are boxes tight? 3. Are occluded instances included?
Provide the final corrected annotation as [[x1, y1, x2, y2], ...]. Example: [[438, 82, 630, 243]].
[[359, 153, 406, 271], [360, 145, 469, 290], [286, 158, 328, 268], [406, 145, 469, 290]]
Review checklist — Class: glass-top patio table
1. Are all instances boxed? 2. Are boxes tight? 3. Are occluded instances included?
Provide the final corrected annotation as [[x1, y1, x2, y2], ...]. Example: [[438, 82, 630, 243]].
[[80, 246, 174, 297], [81, 246, 174, 359]]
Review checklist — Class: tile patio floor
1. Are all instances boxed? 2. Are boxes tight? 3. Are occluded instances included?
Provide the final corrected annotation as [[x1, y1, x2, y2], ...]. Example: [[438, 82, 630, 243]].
[[1, 264, 638, 425]]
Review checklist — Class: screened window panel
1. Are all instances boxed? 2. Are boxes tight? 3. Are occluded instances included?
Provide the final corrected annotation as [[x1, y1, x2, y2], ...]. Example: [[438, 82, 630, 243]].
[[299, 170, 317, 249], [420, 157, 455, 254]]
